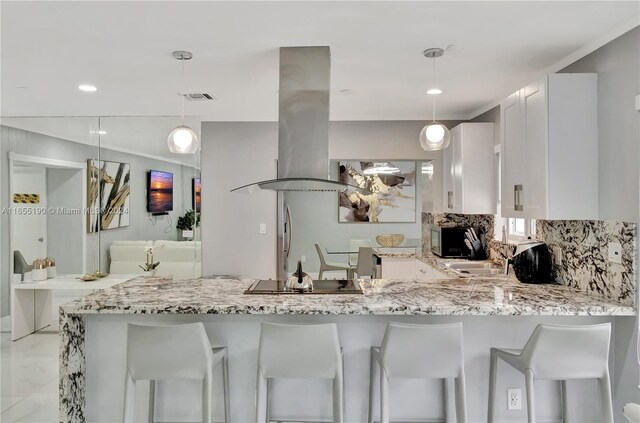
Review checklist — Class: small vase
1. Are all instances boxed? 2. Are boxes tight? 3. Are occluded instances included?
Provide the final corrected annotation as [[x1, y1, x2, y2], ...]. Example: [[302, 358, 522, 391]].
[[141, 271, 153, 277]]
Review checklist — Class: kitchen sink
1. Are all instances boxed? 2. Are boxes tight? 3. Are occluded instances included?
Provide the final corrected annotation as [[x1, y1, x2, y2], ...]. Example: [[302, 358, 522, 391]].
[[445, 261, 503, 276]]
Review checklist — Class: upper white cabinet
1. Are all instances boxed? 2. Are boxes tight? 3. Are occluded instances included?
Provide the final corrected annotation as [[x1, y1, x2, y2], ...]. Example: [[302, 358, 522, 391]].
[[500, 73, 598, 219], [442, 122, 495, 214]]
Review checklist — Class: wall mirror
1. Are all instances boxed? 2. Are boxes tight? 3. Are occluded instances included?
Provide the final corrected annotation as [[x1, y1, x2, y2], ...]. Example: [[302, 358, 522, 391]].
[[0, 115, 201, 324]]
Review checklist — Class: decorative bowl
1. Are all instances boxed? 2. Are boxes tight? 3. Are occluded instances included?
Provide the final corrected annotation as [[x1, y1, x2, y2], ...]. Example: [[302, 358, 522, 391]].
[[376, 234, 405, 247], [78, 274, 98, 282]]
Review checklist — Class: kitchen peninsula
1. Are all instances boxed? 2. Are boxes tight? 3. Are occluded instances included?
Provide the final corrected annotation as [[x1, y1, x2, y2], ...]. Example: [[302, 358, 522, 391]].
[[60, 271, 635, 422]]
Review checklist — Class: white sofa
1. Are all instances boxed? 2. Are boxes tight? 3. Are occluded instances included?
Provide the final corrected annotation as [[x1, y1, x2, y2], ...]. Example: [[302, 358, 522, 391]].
[[109, 240, 202, 279]]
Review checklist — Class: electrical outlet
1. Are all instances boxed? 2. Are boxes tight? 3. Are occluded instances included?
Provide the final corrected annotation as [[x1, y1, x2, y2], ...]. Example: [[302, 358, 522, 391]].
[[507, 388, 522, 410], [608, 242, 622, 264], [301, 255, 306, 263]]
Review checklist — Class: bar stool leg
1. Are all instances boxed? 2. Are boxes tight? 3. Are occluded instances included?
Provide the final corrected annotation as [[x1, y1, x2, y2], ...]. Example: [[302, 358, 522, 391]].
[[255, 373, 267, 423], [222, 353, 230, 423], [443, 378, 450, 423], [202, 368, 212, 423], [148, 380, 156, 423], [487, 350, 498, 423], [560, 380, 568, 422], [333, 372, 345, 423], [525, 369, 536, 423], [598, 370, 614, 423], [123, 372, 136, 423], [368, 348, 376, 423], [380, 369, 390, 423], [455, 369, 468, 423], [266, 379, 271, 423]]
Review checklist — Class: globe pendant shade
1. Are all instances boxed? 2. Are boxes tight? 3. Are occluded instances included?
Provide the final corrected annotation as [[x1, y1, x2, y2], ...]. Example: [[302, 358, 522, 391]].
[[419, 122, 451, 151], [167, 125, 199, 154]]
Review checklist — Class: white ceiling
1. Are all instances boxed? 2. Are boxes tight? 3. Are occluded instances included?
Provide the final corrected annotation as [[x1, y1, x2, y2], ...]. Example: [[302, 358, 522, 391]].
[[2, 1, 638, 122], [1, 116, 201, 165]]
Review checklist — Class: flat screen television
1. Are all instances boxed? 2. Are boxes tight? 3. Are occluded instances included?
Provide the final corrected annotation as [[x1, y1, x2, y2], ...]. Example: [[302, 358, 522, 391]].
[[192, 178, 201, 211], [147, 170, 174, 214]]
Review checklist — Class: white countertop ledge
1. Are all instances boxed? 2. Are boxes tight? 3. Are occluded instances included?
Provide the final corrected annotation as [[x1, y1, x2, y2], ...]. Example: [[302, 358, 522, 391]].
[[60, 276, 636, 316]]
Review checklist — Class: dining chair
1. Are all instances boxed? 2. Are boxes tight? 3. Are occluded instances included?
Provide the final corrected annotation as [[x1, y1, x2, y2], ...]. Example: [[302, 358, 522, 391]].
[[315, 243, 355, 280]]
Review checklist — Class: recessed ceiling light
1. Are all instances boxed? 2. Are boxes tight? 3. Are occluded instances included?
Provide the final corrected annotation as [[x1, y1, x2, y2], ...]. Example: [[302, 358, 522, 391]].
[[427, 88, 443, 95], [78, 84, 97, 92]]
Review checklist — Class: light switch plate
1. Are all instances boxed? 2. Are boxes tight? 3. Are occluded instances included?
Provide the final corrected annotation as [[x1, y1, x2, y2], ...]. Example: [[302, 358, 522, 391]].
[[608, 242, 622, 264], [635, 95, 640, 111], [259, 223, 267, 234]]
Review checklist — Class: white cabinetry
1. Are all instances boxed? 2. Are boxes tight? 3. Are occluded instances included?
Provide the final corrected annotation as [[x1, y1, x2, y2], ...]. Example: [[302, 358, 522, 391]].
[[442, 123, 495, 214], [500, 73, 598, 219]]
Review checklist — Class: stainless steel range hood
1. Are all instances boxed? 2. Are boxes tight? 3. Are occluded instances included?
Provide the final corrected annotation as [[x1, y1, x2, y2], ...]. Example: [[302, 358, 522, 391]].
[[231, 46, 367, 194]]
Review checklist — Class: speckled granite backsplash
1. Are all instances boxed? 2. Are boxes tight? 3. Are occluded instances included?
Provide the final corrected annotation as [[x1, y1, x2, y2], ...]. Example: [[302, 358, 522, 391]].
[[423, 212, 637, 306], [536, 220, 636, 306]]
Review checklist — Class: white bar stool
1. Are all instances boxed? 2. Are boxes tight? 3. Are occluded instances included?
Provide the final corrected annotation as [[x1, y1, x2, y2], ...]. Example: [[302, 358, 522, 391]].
[[368, 322, 467, 423], [488, 323, 613, 423], [256, 322, 344, 423], [123, 323, 230, 423]]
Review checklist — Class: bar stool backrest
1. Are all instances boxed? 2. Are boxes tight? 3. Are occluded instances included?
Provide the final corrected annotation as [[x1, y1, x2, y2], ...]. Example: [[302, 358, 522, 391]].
[[521, 323, 611, 380], [258, 322, 342, 379], [126, 322, 214, 381], [380, 322, 464, 379]]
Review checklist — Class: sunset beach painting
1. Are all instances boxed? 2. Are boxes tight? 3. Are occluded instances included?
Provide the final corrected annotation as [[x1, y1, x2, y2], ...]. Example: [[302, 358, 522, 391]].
[[148, 170, 174, 213]]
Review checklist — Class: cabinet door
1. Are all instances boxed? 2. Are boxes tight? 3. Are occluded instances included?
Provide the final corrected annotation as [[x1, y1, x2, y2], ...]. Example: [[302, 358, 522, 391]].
[[451, 125, 463, 213], [500, 91, 525, 217], [442, 137, 454, 211], [521, 78, 547, 218]]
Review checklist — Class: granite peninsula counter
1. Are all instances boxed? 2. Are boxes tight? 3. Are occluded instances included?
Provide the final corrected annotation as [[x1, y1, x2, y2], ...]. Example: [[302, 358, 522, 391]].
[[59, 274, 635, 422], [61, 275, 634, 317]]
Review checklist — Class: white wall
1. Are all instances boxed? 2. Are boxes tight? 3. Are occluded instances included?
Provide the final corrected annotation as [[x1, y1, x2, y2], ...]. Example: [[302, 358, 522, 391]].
[[200, 122, 278, 279], [47, 168, 84, 274]]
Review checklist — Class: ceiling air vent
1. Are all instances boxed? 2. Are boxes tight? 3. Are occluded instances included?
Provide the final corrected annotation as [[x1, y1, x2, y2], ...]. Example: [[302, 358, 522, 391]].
[[182, 93, 215, 101]]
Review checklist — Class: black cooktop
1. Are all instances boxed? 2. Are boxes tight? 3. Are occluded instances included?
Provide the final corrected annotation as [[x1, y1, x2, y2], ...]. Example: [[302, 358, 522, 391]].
[[244, 279, 363, 295]]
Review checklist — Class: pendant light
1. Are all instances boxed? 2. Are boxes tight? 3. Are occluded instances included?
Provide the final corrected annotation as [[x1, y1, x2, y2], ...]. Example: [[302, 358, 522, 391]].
[[419, 48, 450, 151], [168, 50, 199, 154]]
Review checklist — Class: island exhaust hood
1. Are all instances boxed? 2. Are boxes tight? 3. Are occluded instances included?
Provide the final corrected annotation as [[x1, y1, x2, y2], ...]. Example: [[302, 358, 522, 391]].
[[231, 46, 368, 193]]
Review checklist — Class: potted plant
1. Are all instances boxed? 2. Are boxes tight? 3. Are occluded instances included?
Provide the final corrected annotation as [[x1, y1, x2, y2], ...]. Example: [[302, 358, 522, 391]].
[[177, 209, 200, 240], [139, 246, 160, 276]]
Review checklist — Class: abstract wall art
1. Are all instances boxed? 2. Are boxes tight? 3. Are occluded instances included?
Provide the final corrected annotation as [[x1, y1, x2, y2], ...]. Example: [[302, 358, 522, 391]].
[[87, 159, 131, 232], [338, 161, 416, 223]]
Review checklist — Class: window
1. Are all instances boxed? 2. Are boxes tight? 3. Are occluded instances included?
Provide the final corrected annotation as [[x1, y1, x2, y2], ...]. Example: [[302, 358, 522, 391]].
[[508, 217, 536, 240]]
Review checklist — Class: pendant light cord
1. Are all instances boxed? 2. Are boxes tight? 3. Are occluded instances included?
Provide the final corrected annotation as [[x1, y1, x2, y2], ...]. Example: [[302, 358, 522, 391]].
[[432, 57, 437, 123], [180, 57, 185, 125]]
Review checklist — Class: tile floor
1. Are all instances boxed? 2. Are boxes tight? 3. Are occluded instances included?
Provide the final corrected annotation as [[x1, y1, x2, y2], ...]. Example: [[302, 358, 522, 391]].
[[1, 330, 58, 422]]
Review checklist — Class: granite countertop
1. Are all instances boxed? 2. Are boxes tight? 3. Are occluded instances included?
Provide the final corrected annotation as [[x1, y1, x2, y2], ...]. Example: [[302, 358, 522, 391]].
[[61, 273, 636, 316]]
